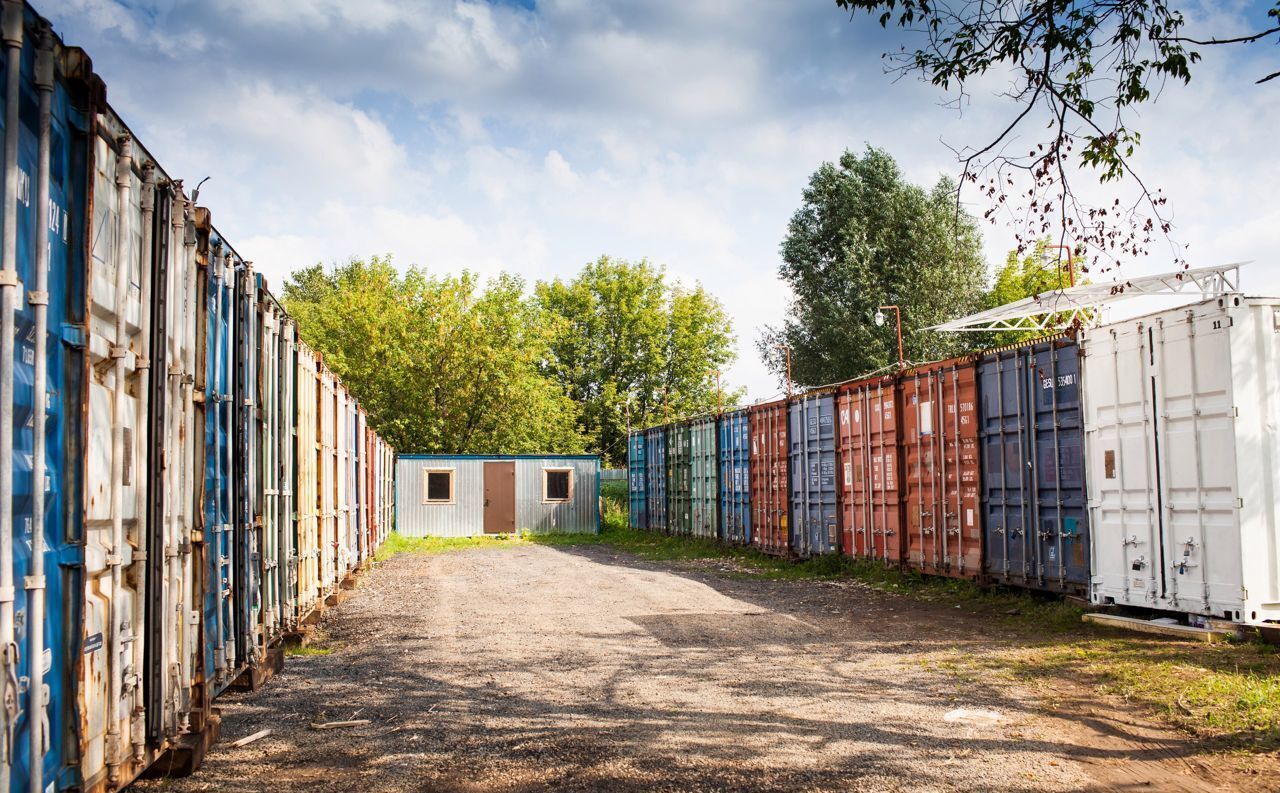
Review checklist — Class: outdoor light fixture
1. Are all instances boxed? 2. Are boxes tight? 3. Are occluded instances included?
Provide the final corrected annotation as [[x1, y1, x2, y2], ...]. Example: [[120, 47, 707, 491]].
[[874, 310, 886, 327], [877, 305, 904, 370]]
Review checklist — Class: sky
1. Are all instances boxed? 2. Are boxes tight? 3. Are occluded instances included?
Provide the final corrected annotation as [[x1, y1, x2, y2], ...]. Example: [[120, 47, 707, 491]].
[[43, 0, 1280, 401]]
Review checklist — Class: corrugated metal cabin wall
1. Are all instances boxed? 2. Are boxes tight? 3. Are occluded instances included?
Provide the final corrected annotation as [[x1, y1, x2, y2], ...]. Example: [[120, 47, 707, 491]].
[[643, 427, 667, 530], [789, 392, 840, 557], [688, 417, 718, 538], [293, 342, 321, 620], [836, 375, 904, 566], [627, 431, 646, 529], [717, 409, 751, 545], [395, 456, 601, 537], [749, 398, 791, 556]]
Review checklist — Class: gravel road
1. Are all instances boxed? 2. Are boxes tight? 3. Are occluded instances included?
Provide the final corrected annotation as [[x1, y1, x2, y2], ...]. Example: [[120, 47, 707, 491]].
[[134, 544, 1259, 792]]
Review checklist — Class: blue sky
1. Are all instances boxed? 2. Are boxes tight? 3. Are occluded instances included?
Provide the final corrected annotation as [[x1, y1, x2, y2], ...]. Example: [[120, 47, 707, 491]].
[[45, 0, 1280, 400]]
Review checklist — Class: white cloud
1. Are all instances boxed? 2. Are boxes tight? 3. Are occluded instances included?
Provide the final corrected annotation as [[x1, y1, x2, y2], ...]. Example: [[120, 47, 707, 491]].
[[39, 0, 1280, 400]]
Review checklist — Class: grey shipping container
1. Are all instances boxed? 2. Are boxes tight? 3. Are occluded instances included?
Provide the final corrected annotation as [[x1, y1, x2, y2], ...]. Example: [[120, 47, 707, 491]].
[[396, 456, 600, 537], [689, 417, 719, 538], [790, 393, 840, 556]]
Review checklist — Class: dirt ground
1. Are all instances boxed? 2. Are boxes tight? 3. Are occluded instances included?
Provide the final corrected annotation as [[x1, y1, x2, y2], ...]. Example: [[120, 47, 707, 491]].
[[135, 544, 1278, 792]]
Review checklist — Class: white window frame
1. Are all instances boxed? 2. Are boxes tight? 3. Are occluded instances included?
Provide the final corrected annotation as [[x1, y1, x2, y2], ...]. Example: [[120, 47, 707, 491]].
[[542, 467, 574, 503], [422, 468, 455, 505]]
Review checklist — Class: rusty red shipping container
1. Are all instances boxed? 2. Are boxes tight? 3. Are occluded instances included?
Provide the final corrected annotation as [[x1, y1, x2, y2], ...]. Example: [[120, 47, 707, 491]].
[[898, 358, 982, 578], [836, 376, 904, 566], [749, 398, 790, 555]]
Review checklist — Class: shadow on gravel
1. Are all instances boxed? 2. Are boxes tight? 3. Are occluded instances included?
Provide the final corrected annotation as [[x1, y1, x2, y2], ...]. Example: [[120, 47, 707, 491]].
[[135, 544, 1254, 793]]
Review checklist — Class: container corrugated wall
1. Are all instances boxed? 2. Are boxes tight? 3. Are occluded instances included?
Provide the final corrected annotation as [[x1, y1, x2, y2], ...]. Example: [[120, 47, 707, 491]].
[[749, 398, 790, 555], [294, 342, 321, 621], [666, 423, 692, 535], [644, 428, 667, 530], [837, 377, 903, 565], [979, 338, 1090, 594], [318, 364, 338, 595], [789, 393, 839, 557], [689, 416, 718, 538], [627, 432, 647, 528], [718, 410, 751, 545], [395, 456, 599, 536], [899, 359, 982, 578], [1083, 297, 1280, 624]]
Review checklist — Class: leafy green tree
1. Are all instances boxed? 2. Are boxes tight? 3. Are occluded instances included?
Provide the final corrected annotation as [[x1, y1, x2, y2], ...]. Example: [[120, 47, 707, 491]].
[[760, 146, 988, 387], [833, 0, 1279, 268], [283, 256, 585, 455], [985, 240, 1089, 345], [535, 256, 741, 466]]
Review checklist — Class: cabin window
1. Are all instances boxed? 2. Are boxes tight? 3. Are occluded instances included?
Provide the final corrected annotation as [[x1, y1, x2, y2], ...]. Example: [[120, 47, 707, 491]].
[[423, 469, 454, 504], [544, 468, 573, 502]]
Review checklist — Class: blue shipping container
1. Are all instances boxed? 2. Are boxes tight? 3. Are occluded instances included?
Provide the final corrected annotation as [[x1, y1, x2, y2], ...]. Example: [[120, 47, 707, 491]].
[[203, 231, 241, 693], [978, 337, 1090, 593], [627, 432, 647, 529], [643, 427, 667, 530], [717, 410, 751, 544], [3, 20, 89, 785], [789, 393, 839, 557]]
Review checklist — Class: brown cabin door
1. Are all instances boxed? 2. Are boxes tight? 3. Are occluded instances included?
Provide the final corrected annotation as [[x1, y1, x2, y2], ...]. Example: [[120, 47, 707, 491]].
[[483, 461, 516, 534]]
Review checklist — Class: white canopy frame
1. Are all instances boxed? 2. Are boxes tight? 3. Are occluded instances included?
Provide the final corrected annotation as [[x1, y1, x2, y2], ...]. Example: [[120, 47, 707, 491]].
[[927, 263, 1247, 333]]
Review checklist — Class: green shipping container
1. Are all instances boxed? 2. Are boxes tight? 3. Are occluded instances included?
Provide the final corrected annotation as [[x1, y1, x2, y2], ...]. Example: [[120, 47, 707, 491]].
[[690, 417, 719, 538], [666, 423, 693, 535]]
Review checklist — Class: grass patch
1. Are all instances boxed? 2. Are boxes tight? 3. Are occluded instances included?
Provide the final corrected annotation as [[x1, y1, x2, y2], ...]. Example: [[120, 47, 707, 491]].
[[373, 531, 523, 562]]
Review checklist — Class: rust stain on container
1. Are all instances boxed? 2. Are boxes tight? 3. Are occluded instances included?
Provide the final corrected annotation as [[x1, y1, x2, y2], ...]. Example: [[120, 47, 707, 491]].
[[748, 398, 790, 556], [836, 375, 903, 566], [898, 358, 982, 578]]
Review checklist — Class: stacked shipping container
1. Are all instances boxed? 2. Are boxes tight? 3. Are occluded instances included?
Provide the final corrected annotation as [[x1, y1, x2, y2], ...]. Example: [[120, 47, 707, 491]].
[[0, 4, 399, 790]]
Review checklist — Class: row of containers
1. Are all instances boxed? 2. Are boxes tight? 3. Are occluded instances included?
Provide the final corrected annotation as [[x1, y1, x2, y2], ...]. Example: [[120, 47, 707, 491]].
[[630, 295, 1280, 629], [0, 3, 397, 792]]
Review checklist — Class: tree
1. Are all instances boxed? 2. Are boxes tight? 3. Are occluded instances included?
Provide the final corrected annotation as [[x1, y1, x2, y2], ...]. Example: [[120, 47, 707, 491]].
[[760, 146, 988, 387], [985, 240, 1089, 345], [833, 0, 1279, 271], [283, 256, 585, 455], [535, 256, 741, 466]]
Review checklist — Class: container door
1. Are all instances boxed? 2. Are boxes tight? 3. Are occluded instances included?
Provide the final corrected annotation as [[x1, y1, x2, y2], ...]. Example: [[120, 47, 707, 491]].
[[1151, 309, 1241, 617], [979, 352, 1030, 585], [483, 461, 516, 534], [1085, 322, 1163, 608], [1031, 343, 1089, 592]]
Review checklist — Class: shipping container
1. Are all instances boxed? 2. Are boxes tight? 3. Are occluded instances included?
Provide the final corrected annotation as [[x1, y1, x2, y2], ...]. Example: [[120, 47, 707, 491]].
[[1083, 297, 1280, 625], [627, 431, 647, 529], [0, 18, 92, 788], [257, 276, 295, 639], [899, 359, 982, 578], [395, 456, 600, 536], [317, 363, 339, 595], [789, 393, 840, 557], [749, 398, 790, 555], [233, 262, 265, 676], [294, 342, 321, 621], [979, 337, 1090, 594], [836, 376, 903, 565], [643, 427, 667, 530], [666, 422, 692, 535], [717, 409, 751, 545], [689, 416, 718, 538]]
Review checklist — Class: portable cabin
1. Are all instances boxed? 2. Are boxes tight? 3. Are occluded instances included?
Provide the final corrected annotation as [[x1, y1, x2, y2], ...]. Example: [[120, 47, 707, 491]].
[[395, 455, 601, 537]]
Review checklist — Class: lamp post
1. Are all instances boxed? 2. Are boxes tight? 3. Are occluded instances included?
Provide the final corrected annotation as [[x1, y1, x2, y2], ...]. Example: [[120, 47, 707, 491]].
[[875, 305, 904, 371]]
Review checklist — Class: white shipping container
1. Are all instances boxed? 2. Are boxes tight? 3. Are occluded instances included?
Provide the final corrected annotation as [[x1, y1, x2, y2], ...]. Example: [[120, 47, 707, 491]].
[[1082, 296, 1280, 625]]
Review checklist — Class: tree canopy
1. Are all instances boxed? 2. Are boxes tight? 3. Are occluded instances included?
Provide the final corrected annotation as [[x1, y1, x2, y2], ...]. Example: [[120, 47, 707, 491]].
[[834, 0, 1279, 270], [985, 240, 1089, 344], [283, 256, 585, 455], [535, 256, 741, 466], [760, 146, 988, 388]]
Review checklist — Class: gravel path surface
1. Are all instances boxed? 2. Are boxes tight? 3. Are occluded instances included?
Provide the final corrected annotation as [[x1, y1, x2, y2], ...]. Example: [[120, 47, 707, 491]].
[[134, 544, 1251, 792]]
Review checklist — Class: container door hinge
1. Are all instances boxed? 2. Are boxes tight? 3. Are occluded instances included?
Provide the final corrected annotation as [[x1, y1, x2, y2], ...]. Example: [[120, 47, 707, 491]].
[[1237, 498, 1244, 509]]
